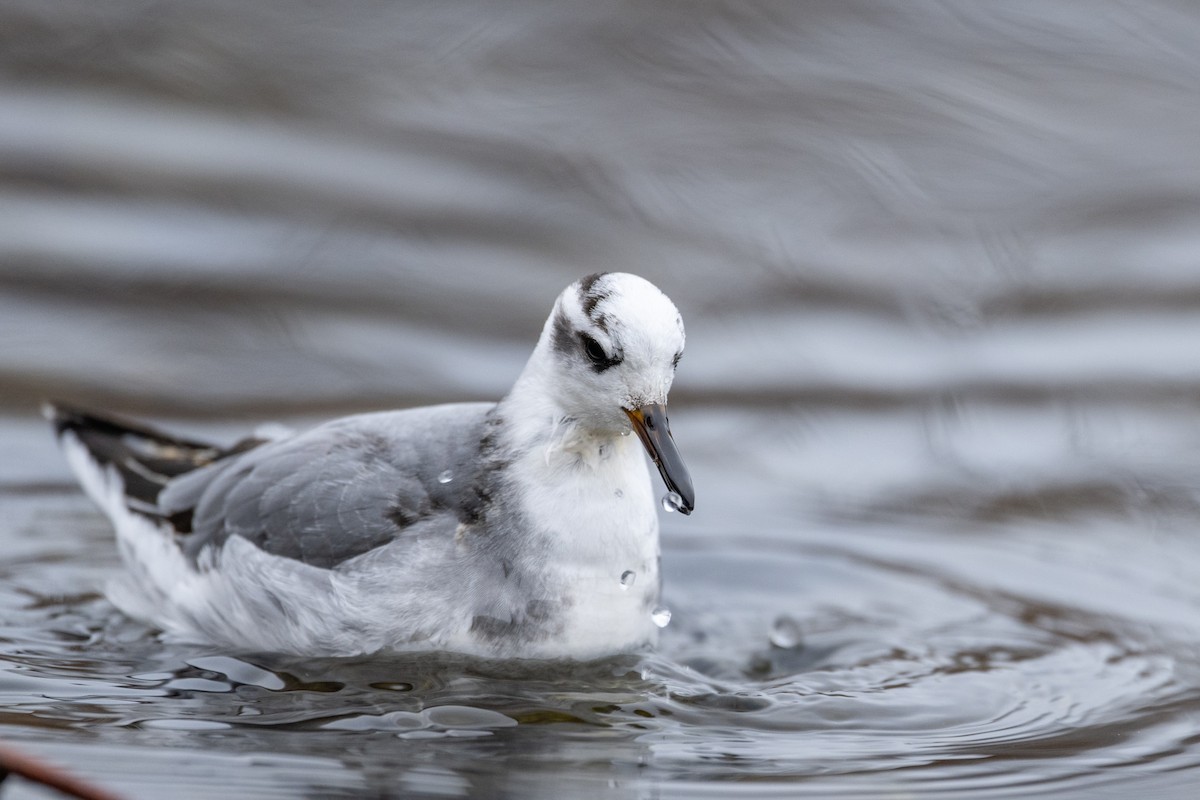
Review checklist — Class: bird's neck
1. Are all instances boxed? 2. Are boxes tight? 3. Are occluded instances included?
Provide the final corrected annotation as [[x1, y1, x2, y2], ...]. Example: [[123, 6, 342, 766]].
[[493, 351, 658, 576], [496, 392, 620, 469], [497, 348, 643, 479]]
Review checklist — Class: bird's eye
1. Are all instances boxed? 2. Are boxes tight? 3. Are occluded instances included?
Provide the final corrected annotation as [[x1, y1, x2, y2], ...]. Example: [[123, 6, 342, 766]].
[[581, 334, 608, 366]]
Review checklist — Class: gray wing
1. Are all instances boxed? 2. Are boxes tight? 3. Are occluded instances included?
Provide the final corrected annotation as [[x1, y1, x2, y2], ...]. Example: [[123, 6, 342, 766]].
[[157, 403, 499, 569]]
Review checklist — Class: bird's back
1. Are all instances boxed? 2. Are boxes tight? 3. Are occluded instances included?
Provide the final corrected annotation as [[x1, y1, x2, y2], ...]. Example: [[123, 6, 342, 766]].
[[50, 402, 500, 571]]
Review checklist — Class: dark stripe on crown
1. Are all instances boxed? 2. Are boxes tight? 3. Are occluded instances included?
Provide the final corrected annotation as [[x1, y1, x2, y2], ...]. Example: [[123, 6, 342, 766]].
[[578, 272, 612, 327]]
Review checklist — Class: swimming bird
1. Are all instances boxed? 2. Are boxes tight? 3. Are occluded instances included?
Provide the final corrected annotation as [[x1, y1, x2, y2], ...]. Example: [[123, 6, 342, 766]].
[[47, 272, 693, 659]]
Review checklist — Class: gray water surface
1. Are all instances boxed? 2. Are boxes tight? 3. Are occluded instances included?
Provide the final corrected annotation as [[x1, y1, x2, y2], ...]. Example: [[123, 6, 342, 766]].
[[4, 2, 1200, 798]]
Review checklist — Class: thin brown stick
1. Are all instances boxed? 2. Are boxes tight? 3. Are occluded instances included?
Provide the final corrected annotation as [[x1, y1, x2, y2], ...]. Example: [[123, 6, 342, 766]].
[[0, 741, 125, 800]]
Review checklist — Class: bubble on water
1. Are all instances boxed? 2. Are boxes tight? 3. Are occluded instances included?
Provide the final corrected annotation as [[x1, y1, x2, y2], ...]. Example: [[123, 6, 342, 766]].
[[769, 614, 803, 649], [437, 470, 453, 484], [373, 682, 415, 692], [620, 570, 636, 590], [651, 606, 672, 628], [661, 492, 683, 512]]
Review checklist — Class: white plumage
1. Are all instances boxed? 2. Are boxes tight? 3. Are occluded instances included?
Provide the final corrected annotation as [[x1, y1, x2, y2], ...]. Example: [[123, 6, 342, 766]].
[[50, 272, 693, 659]]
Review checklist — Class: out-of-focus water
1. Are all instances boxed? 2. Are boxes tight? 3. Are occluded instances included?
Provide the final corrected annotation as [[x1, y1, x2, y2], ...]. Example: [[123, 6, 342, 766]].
[[4, 1, 1200, 798]]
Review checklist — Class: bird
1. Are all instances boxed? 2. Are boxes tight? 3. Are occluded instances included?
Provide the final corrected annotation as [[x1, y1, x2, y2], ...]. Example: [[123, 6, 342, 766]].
[[47, 272, 694, 660]]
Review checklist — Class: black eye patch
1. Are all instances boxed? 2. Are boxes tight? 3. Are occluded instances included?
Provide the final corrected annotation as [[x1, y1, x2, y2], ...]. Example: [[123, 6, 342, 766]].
[[580, 334, 622, 372]]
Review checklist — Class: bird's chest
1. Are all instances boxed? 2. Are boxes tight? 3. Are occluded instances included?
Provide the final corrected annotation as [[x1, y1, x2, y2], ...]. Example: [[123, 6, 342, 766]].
[[513, 437, 659, 569], [483, 440, 661, 656]]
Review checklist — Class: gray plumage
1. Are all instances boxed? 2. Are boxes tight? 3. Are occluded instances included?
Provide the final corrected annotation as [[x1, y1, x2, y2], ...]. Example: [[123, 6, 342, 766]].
[[49, 402, 514, 570], [48, 272, 692, 658], [160, 404, 507, 569]]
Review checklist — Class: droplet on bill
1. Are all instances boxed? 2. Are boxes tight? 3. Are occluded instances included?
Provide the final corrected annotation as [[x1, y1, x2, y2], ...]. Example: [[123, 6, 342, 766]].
[[661, 492, 684, 512]]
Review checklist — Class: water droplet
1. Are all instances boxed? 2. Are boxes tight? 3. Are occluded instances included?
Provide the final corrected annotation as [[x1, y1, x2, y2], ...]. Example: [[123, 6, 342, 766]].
[[437, 470, 453, 484], [620, 570, 636, 590], [651, 606, 672, 628], [661, 492, 683, 512], [614, 488, 624, 498], [620, 428, 631, 437], [769, 614, 803, 649]]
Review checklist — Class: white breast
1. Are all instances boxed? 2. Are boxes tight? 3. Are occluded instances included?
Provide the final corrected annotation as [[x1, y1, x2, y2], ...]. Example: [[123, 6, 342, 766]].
[[505, 431, 662, 658]]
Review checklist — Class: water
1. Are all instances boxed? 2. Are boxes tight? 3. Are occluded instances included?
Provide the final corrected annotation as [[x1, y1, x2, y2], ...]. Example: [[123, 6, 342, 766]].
[[661, 492, 685, 513], [768, 615, 802, 650], [4, 1, 1200, 798], [650, 607, 672, 630]]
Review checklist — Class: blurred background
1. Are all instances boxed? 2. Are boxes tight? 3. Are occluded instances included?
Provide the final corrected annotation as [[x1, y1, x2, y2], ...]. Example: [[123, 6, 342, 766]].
[[4, 1, 1200, 798]]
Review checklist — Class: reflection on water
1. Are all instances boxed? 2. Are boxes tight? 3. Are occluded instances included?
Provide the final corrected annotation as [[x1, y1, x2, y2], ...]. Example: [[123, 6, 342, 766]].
[[4, 1, 1200, 798]]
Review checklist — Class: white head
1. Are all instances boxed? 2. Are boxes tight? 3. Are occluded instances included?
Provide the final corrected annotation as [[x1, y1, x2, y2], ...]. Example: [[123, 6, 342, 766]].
[[518, 272, 693, 513], [539, 272, 685, 426]]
